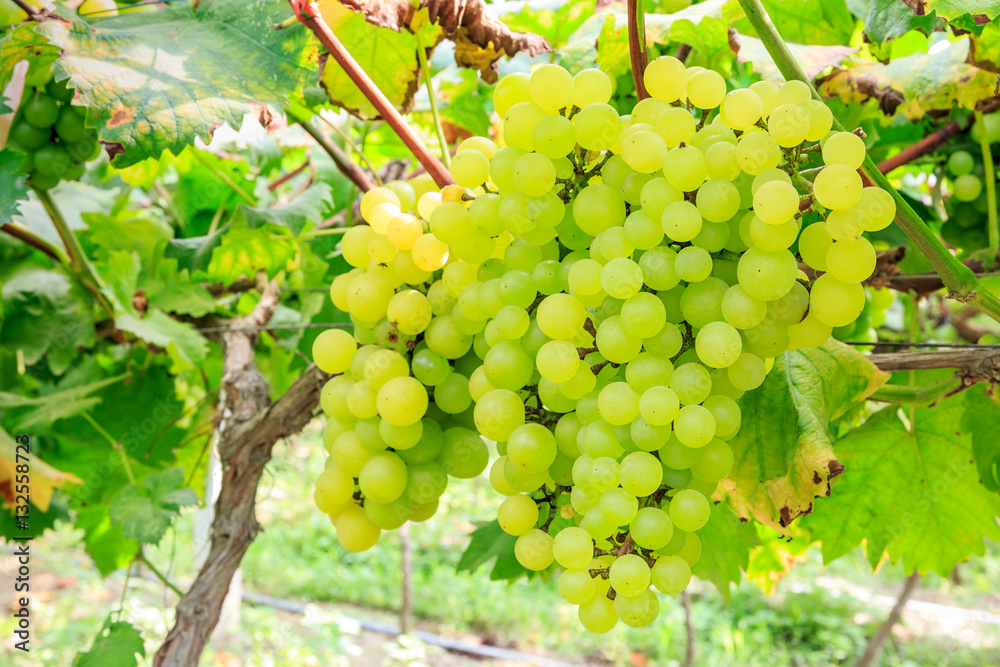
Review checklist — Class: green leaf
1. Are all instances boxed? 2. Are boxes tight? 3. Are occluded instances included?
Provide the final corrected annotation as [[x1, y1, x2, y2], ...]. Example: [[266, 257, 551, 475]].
[[0, 374, 125, 431], [0, 266, 96, 374], [37, 0, 313, 167], [115, 309, 208, 372], [902, 0, 1000, 22], [0, 22, 58, 101], [499, 0, 593, 50], [456, 520, 529, 581], [242, 182, 332, 236], [318, 2, 442, 119], [806, 397, 1000, 576], [163, 223, 229, 275], [98, 250, 142, 315], [819, 36, 999, 118], [969, 20, 1000, 73], [140, 258, 218, 318], [0, 150, 28, 222], [744, 522, 813, 595], [718, 341, 888, 532], [13, 181, 120, 249], [735, 0, 855, 46], [107, 468, 198, 545], [691, 505, 760, 600], [731, 33, 857, 80], [74, 506, 139, 577], [87, 212, 173, 267], [961, 386, 1000, 492], [200, 226, 296, 284], [864, 0, 938, 44], [73, 615, 145, 667]]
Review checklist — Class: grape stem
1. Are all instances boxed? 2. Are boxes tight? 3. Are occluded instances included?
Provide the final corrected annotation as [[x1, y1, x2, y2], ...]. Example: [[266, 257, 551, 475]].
[[975, 111, 1000, 266], [627, 0, 649, 100], [415, 29, 451, 170], [286, 105, 376, 193], [869, 376, 965, 405], [737, 0, 1000, 324], [617, 532, 634, 556], [10, 0, 40, 17], [290, 0, 454, 188], [0, 222, 64, 262], [34, 187, 115, 319]]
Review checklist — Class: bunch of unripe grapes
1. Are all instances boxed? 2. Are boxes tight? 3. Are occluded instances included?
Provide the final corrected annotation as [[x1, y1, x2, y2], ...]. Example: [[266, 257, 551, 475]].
[[7, 72, 101, 190], [941, 140, 999, 253], [311, 57, 894, 632]]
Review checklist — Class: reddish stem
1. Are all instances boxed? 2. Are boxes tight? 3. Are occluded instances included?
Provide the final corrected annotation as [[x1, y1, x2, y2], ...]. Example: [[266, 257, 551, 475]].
[[292, 0, 454, 188], [267, 160, 311, 191], [1, 223, 63, 261], [627, 0, 649, 100]]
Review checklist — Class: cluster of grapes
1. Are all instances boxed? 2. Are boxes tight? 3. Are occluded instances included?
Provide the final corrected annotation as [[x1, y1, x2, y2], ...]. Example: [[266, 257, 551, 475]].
[[941, 134, 999, 253], [7, 73, 101, 190], [311, 57, 894, 632]]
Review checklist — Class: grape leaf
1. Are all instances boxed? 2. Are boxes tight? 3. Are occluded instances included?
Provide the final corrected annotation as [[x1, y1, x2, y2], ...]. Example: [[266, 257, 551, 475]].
[[961, 386, 1000, 492], [968, 20, 1000, 73], [692, 504, 760, 600], [0, 22, 58, 103], [744, 523, 813, 595], [806, 397, 1000, 576], [734, 0, 855, 46], [88, 211, 173, 267], [731, 33, 857, 81], [242, 182, 333, 237], [456, 519, 529, 581], [902, 0, 1000, 23], [116, 309, 208, 372], [717, 341, 888, 532], [74, 505, 139, 577], [0, 265, 96, 375], [200, 226, 297, 284], [37, 0, 313, 167], [0, 374, 125, 432], [13, 181, 119, 249], [819, 36, 999, 118], [0, 150, 27, 221], [107, 468, 198, 545], [0, 424, 82, 513], [164, 224, 229, 275], [499, 0, 593, 51], [98, 250, 142, 315], [863, 0, 938, 44], [140, 258, 218, 318], [73, 616, 145, 667]]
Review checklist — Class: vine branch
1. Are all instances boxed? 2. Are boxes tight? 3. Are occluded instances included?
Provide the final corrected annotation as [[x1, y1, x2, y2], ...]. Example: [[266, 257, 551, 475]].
[[290, 0, 454, 187], [737, 0, 1000, 324], [627, 0, 649, 100], [1, 222, 64, 262], [288, 106, 375, 193]]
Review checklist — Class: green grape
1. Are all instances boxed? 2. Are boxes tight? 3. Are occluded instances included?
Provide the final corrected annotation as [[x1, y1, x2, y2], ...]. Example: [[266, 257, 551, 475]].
[[578, 594, 619, 634], [314, 465, 355, 513], [800, 99, 834, 141], [663, 145, 707, 192], [947, 150, 975, 176], [695, 321, 742, 368], [659, 436, 701, 469], [953, 174, 983, 202], [33, 143, 71, 179], [822, 131, 866, 169], [856, 187, 896, 232], [720, 285, 765, 330], [704, 142, 741, 182], [668, 489, 710, 531], [533, 115, 576, 159], [674, 246, 713, 283], [529, 63, 574, 110], [736, 131, 781, 175], [679, 278, 727, 329], [769, 281, 809, 325], [751, 167, 792, 195], [599, 487, 639, 525], [727, 352, 766, 391], [365, 497, 413, 530], [405, 461, 448, 504], [515, 528, 555, 570], [690, 437, 735, 482], [753, 180, 799, 225], [632, 98, 671, 126], [696, 178, 741, 222], [630, 507, 673, 550], [662, 200, 703, 242], [450, 148, 490, 188], [336, 506, 381, 553], [483, 341, 533, 390], [536, 340, 580, 383], [380, 419, 423, 450], [347, 380, 379, 420], [674, 404, 716, 448], [686, 69, 726, 110], [736, 247, 798, 301], [474, 387, 526, 441], [670, 363, 712, 405], [619, 451, 663, 497], [436, 373, 473, 415], [513, 152, 556, 196], [609, 553, 651, 596], [553, 526, 595, 570], [573, 68, 613, 107], [376, 376, 427, 426], [503, 102, 546, 151], [639, 386, 680, 427], [651, 554, 691, 594], [312, 328, 357, 374], [619, 292, 666, 339], [573, 103, 622, 151], [777, 80, 811, 105], [749, 215, 798, 251], [9, 120, 51, 150], [722, 88, 763, 130], [826, 237, 876, 283], [623, 209, 664, 250], [22, 92, 60, 129], [559, 569, 598, 605], [358, 451, 408, 503], [637, 246, 680, 291], [810, 274, 865, 327], [826, 206, 865, 241], [749, 80, 780, 117], [498, 494, 539, 536], [601, 257, 644, 299], [644, 56, 688, 103], [798, 221, 834, 271], [494, 72, 530, 117], [597, 382, 640, 426], [573, 183, 626, 236], [814, 164, 863, 210], [767, 103, 809, 147], [622, 130, 667, 173], [596, 315, 643, 363], [615, 588, 660, 628]]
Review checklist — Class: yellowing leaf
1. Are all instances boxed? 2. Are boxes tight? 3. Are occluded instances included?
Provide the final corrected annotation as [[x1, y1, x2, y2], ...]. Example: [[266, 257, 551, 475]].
[[0, 426, 82, 513]]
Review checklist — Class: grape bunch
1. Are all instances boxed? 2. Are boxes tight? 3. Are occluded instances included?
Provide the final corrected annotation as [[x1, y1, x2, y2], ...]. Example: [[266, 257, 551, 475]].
[[941, 137, 999, 254], [311, 58, 895, 632], [7, 71, 102, 190]]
